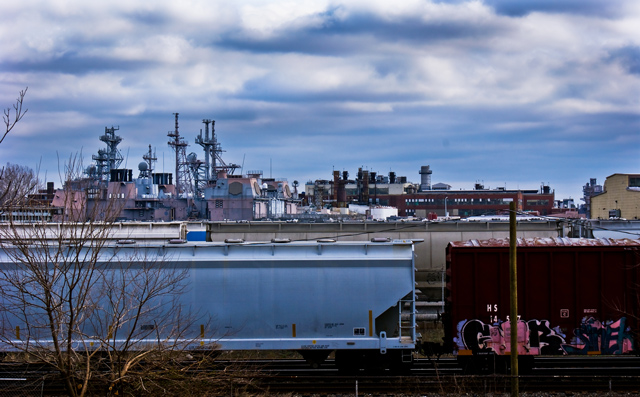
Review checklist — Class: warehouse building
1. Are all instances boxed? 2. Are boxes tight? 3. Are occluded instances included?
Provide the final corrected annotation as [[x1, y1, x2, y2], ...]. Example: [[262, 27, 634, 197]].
[[590, 173, 640, 220]]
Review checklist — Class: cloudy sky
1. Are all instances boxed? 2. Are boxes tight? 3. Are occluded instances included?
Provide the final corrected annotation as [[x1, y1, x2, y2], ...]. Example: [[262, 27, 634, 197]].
[[1, 0, 639, 202]]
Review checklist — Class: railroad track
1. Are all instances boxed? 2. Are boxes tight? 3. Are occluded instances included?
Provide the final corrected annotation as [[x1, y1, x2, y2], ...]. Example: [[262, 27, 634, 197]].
[[248, 357, 640, 394], [249, 373, 640, 395], [1, 357, 639, 395]]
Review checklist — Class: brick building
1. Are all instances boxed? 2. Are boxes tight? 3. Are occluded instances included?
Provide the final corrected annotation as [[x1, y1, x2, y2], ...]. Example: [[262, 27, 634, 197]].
[[389, 186, 554, 218]]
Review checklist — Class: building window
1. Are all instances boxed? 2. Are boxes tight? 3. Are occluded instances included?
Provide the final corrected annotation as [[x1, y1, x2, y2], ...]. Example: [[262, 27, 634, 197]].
[[215, 199, 223, 208], [369, 187, 389, 194]]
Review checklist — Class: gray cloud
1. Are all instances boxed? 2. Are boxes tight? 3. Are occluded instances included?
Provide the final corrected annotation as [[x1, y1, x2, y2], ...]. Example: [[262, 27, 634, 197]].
[[607, 45, 640, 75], [0, 0, 638, 202], [1, 54, 155, 75], [482, 0, 627, 18], [217, 8, 508, 55]]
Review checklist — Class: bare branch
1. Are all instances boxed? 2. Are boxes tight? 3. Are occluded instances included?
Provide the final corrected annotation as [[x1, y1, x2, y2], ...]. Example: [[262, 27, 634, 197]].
[[1, 87, 28, 145]]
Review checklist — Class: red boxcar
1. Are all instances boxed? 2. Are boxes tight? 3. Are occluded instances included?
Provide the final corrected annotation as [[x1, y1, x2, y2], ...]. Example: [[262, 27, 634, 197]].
[[444, 237, 640, 370]]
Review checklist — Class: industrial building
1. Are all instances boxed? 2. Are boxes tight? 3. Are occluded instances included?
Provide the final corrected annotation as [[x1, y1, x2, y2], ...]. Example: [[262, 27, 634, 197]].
[[392, 184, 554, 218], [590, 173, 640, 220], [581, 178, 603, 218], [306, 166, 555, 218]]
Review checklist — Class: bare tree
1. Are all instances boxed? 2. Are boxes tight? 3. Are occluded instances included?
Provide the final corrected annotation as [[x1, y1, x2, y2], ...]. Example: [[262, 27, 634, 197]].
[[0, 159, 213, 397], [0, 177, 117, 396], [0, 162, 40, 207]]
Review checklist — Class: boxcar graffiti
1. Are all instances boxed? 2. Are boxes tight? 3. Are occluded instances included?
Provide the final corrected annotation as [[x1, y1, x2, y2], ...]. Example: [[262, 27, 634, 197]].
[[455, 317, 634, 356], [564, 317, 634, 355]]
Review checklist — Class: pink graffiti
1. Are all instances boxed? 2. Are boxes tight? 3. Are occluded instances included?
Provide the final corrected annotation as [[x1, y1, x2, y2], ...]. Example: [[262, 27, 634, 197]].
[[456, 317, 634, 356]]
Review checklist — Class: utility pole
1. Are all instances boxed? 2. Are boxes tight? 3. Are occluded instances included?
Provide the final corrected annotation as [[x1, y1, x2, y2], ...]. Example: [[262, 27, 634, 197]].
[[509, 200, 519, 396]]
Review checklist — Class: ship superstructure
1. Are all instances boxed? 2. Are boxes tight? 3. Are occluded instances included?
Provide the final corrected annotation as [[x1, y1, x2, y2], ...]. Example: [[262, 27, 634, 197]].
[[51, 115, 298, 222]]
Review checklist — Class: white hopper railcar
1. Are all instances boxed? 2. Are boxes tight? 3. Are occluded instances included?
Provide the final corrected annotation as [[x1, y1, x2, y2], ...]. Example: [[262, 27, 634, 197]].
[[0, 238, 418, 369]]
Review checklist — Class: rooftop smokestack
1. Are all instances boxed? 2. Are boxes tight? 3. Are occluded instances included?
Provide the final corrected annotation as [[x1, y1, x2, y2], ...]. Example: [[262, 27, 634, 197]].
[[419, 165, 432, 191]]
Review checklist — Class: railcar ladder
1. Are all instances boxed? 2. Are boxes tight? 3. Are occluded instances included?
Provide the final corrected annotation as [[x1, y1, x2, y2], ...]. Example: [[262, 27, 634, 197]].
[[399, 299, 416, 344]]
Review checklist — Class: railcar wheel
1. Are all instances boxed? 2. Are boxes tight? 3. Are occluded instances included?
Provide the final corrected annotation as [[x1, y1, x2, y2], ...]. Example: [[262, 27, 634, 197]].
[[299, 350, 331, 369], [335, 350, 364, 373], [385, 349, 413, 374], [506, 355, 534, 375], [458, 353, 505, 374], [458, 356, 478, 374], [336, 350, 413, 373]]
